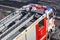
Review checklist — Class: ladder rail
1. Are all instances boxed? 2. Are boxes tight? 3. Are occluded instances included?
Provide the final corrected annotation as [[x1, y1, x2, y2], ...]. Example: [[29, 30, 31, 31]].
[[1, 15, 34, 40], [0, 14, 22, 32], [0, 10, 23, 32], [0, 12, 34, 38]]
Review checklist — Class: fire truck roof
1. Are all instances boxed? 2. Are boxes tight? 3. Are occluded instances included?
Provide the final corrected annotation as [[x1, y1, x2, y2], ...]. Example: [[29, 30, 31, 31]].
[[29, 4, 52, 11], [22, 4, 52, 14]]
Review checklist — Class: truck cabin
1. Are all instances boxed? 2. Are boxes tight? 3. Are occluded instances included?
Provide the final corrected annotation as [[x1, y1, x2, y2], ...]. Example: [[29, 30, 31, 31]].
[[22, 4, 45, 19]]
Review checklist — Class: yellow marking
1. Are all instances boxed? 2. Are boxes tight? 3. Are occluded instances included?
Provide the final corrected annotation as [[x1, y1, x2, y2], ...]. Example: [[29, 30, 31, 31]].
[[40, 35, 46, 40], [16, 31, 26, 40]]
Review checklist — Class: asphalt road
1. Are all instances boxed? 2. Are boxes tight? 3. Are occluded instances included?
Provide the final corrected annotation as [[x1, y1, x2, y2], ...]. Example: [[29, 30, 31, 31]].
[[0, 5, 15, 20]]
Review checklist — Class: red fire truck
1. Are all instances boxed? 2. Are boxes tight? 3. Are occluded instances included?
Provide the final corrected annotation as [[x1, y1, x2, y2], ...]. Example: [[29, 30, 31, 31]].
[[0, 4, 55, 40]]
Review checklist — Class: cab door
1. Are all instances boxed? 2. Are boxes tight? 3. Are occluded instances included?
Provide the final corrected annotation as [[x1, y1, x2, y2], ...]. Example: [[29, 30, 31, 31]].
[[48, 12, 55, 32], [36, 17, 46, 40]]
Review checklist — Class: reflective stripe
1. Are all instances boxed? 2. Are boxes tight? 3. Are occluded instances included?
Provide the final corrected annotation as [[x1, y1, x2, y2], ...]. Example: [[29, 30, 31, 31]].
[[40, 35, 46, 40]]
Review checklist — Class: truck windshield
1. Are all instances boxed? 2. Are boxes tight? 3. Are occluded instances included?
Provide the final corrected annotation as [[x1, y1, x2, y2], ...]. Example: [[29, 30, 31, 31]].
[[38, 13, 43, 15], [37, 13, 43, 18]]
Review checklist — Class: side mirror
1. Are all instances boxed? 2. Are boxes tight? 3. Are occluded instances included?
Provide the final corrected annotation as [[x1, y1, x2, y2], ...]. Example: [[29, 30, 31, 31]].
[[52, 7, 56, 11], [52, 7, 56, 19]]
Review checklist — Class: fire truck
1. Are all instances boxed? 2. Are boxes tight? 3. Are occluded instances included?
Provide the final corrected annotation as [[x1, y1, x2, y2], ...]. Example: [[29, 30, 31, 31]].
[[0, 4, 55, 40]]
